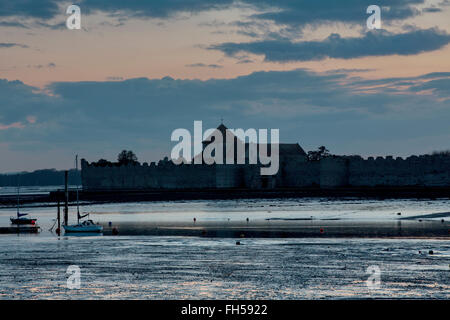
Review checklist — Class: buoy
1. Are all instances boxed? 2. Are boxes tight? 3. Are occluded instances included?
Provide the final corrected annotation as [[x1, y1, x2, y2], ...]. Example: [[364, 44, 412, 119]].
[[193, 217, 197, 223], [397, 212, 401, 216], [236, 241, 241, 245], [246, 217, 249, 222], [320, 228, 324, 234], [441, 219, 445, 223], [112, 227, 119, 235], [108, 221, 112, 227], [429, 250, 433, 255]]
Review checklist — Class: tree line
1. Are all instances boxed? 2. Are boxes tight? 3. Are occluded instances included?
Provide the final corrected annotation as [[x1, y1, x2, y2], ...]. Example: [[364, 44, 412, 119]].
[[0, 169, 81, 187]]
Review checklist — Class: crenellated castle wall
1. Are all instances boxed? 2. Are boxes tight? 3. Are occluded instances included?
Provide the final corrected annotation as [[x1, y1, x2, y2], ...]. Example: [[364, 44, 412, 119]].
[[82, 159, 217, 189], [81, 154, 450, 190], [347, 155, 450, 187]]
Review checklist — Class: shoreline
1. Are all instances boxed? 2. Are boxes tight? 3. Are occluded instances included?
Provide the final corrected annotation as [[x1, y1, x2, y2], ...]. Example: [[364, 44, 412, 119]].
[[1, 186, 450, 209], [98, 219, 450, 238]]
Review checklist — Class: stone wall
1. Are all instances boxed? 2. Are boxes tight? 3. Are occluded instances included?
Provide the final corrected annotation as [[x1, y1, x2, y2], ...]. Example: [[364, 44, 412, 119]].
[[347, 155, 450, 187], [81, 154, 450, 190], [320, 157, 348, 188], [281, 156, 320, 187], [81, 159, 216, 189]]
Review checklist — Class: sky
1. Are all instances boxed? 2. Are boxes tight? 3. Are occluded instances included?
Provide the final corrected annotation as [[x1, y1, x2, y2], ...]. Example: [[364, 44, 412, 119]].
[[0, 0, 449, 172]]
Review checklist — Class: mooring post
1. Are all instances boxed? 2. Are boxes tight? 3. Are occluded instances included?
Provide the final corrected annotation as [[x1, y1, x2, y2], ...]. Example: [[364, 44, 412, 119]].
[[57, 200, 61, 236], [64, 170, 69, 226]]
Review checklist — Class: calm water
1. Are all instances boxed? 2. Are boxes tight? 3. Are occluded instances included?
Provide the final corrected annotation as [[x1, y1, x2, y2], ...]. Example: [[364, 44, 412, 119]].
[[0, 197, 449, 299], [0, 185, 75, 196]]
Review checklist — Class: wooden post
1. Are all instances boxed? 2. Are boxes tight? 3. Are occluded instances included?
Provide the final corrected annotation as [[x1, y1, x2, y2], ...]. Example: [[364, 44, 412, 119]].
[[64, 170, 69, 226], [57, 200, 61, 236]]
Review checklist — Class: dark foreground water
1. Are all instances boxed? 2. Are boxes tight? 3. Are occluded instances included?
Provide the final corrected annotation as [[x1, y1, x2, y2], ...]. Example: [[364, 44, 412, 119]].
[[0, 198, 449, 299], [0, 236, 448, 299]]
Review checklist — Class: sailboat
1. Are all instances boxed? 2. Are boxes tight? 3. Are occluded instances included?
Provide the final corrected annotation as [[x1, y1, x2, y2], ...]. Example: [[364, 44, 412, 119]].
[[63, 155, 103, 233], [63, 216, 102, 233], [10, 183, 37, 225]]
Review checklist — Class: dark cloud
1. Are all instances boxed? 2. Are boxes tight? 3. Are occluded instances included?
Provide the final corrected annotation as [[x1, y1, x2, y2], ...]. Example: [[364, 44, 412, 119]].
[[77, 0, 436, 31], [0, 21, 29, 28], [416, 72, 450, 79], [77, 0, 235, 18], [422, 7, 442, 12], [236, 59, 254, 64], [408, 78, 450, 98], [246, 0, 424, 28], [35, 21, 66, 30], [0, 43, 28, 48], [210, 28, 450, 62], [0, 0, 60, 19], [0, 79, 54, 125], [0, 69, 449, 163], [186, 63, 223, 69], [0, 0, 429, 26], [327, 68, 375, 73], [343, 72, 450, 88]]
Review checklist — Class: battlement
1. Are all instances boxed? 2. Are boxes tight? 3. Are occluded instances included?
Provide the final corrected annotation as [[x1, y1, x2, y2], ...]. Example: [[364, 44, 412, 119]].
[[81, 153, 450, 190]]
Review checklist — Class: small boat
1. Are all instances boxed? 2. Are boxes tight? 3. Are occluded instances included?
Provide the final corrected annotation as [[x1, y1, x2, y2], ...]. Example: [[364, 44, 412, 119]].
[[63, 155, 103, 234], [10, 214, 37, 225], [64, 219, 103, 233], [10, 184, 37, 226]]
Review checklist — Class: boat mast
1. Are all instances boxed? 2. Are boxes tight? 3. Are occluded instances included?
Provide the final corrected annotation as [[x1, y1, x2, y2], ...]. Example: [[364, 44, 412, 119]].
[[64, 170, 68, 226], [76, 155, 80, 224], [16, 175, 20, 217]]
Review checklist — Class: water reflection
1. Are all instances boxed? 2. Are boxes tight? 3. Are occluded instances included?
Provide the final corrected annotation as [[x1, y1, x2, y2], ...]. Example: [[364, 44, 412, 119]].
[[64, 232, 104, 237]]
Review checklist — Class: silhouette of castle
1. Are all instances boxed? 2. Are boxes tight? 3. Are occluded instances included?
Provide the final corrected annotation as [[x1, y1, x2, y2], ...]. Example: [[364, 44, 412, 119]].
[[81, 123, 450, 190]]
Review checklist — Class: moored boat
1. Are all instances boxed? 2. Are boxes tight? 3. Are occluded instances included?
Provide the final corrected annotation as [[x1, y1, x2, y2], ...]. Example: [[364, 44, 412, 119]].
[[10, 184, 38, 226], [10, 215, 37, 225], [63, 219, 103, 233], [63, 155, 103, 234]]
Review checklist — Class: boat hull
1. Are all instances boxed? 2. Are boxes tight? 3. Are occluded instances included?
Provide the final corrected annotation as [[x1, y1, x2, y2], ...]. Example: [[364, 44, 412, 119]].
[[10, 218, 37, 225]]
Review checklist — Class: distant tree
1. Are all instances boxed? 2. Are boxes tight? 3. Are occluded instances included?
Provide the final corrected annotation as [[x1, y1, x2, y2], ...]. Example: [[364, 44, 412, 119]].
[[432, 150, 450, 156], [96, 159, 110, 167], [0, 169, 81, 187], [117, 150, 138, 165], [307, 146, 331, 161]]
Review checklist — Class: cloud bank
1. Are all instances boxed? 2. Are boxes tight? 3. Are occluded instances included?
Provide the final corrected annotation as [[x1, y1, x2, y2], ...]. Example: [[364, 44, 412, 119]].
[[0, 0, 428, 25], [0, 70, 449, 164], [210, 28, 450, 62]]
